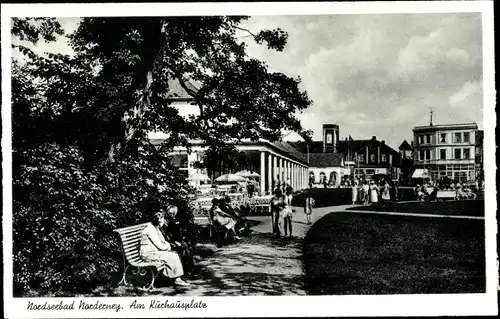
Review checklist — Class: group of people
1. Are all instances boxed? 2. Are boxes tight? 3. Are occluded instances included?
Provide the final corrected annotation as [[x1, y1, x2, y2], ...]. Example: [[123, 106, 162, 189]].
[[351, 180, 398, 205], [139, 203, 195, 287], [208, 196, 251, 247], [270, 186, 295, 238]]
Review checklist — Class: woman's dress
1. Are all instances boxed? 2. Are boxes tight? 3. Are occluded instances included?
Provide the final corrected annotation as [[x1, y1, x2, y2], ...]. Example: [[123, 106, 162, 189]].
[[369, 185, 379, 203], [351, 186, 358, 203], [139, 223, 184, 278]]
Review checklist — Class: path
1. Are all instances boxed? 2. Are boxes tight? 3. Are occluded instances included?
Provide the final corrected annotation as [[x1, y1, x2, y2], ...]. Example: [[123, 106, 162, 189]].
[[107, 203, 481, 296], [142, 205, 348, 296]]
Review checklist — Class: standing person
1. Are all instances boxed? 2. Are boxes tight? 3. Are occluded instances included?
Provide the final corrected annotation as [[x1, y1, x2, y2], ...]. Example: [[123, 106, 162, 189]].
[[271, 188, 286, 238], [351, 182, 359, 205], [304, 191, 314, 225], [283, 186, 294, 238], [362, 182, 370, 205], [381, 181, 391, 202], [139, 207, 190, 287], [369, 181, 379, 203]]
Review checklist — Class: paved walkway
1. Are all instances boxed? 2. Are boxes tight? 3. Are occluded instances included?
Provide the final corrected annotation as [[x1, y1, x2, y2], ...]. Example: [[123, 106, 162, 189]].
[[107, 203, 482, 296], [140, 205, 347, 296]]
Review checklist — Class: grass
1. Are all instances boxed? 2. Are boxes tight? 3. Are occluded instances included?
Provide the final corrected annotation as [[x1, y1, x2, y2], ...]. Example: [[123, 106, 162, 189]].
[[292, 188, 352, 207], [347, 199, 485, 217], [303, 211, 485, 295]]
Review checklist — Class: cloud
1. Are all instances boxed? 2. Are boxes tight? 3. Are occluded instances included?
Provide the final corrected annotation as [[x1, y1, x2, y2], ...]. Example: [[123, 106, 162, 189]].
[[242, 13, 483, 149]]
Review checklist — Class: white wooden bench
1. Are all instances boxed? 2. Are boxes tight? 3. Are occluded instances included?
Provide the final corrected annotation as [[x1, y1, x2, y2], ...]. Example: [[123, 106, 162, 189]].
[[113, 223, 167, 290]]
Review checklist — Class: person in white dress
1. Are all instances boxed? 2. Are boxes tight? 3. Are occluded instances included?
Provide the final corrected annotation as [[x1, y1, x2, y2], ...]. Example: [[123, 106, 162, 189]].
[[304, 192, 314, 225], [283, 186, 294, 237], [381, 181, 391, 202], [351, 182, 359, 205], [369, 181, 379, 203], [139, 209, 190, 286]]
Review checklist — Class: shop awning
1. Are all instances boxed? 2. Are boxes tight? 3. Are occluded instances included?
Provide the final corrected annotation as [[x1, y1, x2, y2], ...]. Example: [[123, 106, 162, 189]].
[[411, 169, 430, 179]]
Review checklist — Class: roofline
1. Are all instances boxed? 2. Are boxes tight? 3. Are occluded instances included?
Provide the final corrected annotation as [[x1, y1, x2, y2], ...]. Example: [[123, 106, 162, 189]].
[[150, 138, 308, 165], [413, 122, 478, 131]]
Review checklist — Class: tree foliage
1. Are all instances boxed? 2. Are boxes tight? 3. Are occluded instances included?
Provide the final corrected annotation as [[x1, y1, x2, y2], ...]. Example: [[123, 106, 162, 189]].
[[12, 16, 311, 295]]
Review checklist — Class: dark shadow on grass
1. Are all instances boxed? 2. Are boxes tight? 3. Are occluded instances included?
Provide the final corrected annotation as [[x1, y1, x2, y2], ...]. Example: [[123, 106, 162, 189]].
[[303, 211, 486, 295]]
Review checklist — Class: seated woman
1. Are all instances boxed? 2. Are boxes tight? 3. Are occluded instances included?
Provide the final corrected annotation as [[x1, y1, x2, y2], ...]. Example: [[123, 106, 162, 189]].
[[219, 196, 249, 235], [209, 198, 239, 247], [139, 208, 190, 287]]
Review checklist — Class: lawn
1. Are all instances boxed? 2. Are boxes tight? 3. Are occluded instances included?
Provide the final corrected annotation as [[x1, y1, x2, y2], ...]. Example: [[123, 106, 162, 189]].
[[302, 211, 485, 295], [292, 188, 351, 207], [347, 199, 485, 217]]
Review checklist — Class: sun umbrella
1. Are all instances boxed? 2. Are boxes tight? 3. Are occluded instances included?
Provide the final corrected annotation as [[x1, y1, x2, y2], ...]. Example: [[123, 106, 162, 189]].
[[188, 172, 211, 181], [215, 174, 247, 183], [236, 170, 260, 178]]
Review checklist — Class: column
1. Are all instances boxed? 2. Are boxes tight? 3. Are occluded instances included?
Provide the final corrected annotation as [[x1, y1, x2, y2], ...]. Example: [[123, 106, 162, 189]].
[[267, 153, 272, 195], [273, 155, 278, 191], [292, 163, 295, 190], [260, 151, 266, 196], [285, 160, 289, 187]]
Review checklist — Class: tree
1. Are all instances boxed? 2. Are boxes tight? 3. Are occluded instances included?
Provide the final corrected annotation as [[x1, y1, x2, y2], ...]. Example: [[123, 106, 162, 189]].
[[11, 16, 312, 295]]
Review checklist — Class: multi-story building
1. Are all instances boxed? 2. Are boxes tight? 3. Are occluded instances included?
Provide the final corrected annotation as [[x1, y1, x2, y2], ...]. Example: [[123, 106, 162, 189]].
[[289, 124, 401, 182], [412, 122, 479, 182]]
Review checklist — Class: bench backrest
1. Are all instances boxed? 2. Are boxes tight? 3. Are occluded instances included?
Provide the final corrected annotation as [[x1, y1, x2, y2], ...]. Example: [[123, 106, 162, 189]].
[[113, 222, 149, 265]]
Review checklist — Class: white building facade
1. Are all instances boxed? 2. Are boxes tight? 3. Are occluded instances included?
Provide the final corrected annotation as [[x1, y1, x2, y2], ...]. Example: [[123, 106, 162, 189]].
[[412, 122, 479, 182]]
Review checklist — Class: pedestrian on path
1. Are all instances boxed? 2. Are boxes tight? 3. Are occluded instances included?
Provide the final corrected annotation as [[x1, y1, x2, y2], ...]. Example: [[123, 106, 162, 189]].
[[304, 191, 315, 225], [351, 182, 359, 205], [283, 186, 294, 237], [362, 182, 370, 205], [271, 188, 286, 238]]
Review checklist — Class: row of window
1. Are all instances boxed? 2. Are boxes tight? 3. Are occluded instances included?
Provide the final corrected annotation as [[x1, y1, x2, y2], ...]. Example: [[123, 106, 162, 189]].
[[417, 131, 471, 145], [418, 148, 472, 161], [355, 154, 392, 164]]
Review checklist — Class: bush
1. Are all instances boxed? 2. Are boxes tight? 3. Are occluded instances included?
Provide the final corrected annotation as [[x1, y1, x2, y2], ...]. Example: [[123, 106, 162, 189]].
[[292, 188, 352, 208], [13, 143, 194, 295]]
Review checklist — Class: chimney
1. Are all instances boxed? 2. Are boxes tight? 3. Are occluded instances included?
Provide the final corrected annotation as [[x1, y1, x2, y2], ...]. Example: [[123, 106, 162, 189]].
[[372, 136, 376, 140], [411, 141, 414, 147], [381, 140, 385, 144]]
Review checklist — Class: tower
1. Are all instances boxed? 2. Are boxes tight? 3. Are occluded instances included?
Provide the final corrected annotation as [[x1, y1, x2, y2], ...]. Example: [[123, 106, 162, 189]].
[[323, 124, 339, 153]]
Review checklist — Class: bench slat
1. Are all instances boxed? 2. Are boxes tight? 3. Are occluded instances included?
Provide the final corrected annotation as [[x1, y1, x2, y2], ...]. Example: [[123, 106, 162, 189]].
[[120, 234, 141, 244], [114, 223, 149, 234]]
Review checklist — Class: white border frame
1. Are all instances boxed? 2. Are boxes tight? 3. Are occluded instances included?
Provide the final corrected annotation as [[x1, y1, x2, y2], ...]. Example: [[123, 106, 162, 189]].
[[2, 2, 497, 318]]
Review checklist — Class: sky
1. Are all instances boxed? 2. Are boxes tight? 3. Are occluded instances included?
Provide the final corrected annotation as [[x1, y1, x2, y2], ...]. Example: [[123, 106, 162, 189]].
[[12, 13, 483, 150]]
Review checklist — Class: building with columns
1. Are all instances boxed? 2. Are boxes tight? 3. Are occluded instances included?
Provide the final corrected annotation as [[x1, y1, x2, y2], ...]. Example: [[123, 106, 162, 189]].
[[151, 138, 310, 195], [148, 76, 310, 195]]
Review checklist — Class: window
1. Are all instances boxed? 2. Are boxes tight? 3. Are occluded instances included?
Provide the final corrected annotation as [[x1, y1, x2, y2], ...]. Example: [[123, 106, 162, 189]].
[[440, 133, 447, 143], [358, 154, 365, 163], [425, 135, 431, 144], [418, 136, 423, 144], [463, 148, 470, 159], [419, 150, 424, 161], [326, 133, 332, 144], [454, 133, 462, 143], [440, 149, 446, 160], [454, 149, 461, 159], [381, 154, 387, 162], [370, 154, 376, 163], [463, 132, 470, 143], [389, 155, 393, 165], [425, 150, 431, 161]]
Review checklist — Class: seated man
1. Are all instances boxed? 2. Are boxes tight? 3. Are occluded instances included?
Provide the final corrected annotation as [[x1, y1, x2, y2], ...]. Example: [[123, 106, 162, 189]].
[[162, 205, 196, 276]]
